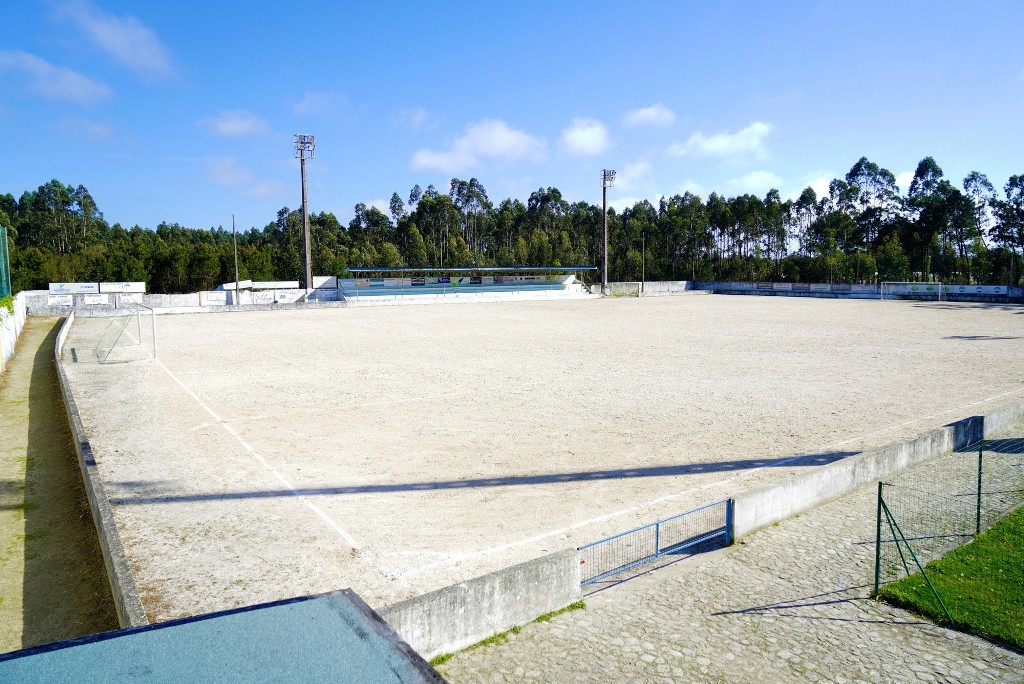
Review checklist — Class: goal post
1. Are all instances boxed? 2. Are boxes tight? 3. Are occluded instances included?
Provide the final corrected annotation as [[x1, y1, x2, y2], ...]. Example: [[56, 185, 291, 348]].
[[94, 303, 157, 363], [880, 282, 943, 301]]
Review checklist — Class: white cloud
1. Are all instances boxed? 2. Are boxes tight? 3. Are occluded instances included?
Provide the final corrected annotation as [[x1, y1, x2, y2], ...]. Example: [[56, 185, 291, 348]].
[[679, 179, 706, 197], [723, 170, 783, 195], [785, 173, 834, 201], [291, 90, 347, 117], [205, 157, 286, 199], [615, 161, 653, 191], [559, 117, 611, 156], [392, 107, 429, 129], [197, 110, 269, 137], [244, 180, 288, 199], [206, 157, 253, 187], [0, 49, 111, 104], [667, 121, 773, 161], [55, 0, 174, 80], [895, 171, 914, 193], [50, 117, 115, 141], [624, 103, 676, 128], [367, 198, 392, 216], [411, 119, 546, 173]]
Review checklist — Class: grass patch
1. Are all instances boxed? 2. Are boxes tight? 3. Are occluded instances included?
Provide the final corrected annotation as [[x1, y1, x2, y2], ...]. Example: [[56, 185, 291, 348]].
[[429, 601, 586, 668], [533, 600, 586, 623], [879, 506, 1024, 650]]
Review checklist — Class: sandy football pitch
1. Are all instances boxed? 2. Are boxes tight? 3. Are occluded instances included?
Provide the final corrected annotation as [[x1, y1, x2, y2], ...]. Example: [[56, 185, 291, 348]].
[[61, 295, 1024, 621]]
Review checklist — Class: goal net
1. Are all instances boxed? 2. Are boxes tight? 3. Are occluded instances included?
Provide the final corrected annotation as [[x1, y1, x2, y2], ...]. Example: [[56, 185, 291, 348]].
[[880, 282, 943, 301], [94, 304, 157, 363]]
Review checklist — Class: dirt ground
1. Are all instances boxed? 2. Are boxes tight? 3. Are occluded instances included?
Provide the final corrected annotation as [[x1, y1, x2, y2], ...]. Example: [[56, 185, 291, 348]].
[[60, 296, 1024, 621], [0, 318, 117, 654]]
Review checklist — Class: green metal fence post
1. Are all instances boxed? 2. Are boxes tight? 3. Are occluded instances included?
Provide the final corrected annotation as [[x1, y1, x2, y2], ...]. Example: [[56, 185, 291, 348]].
[[976, 444, 983, 536], [0, 226, 11, 299], [874, 481, 883, 596]]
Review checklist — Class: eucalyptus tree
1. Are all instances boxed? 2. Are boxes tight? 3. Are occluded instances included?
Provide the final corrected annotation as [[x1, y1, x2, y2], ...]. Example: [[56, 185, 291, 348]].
[[845, 157, 900, 245], [792, 187, 819, 256]]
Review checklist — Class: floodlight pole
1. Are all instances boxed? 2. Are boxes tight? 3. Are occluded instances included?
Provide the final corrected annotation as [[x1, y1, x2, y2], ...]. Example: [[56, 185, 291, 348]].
[[601, 169, 616, 295], [232, 214, 240, 305], [294, 134, 316, 293]]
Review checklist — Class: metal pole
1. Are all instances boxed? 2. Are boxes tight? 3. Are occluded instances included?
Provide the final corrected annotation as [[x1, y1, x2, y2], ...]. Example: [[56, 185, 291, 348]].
[[641, 231, 645, 295], [233, 214, 240, 306], [602, 182, 608, 294], [874, 481, 883, 596], [301, 156, 311, 293], [976, 445, 983, 535]]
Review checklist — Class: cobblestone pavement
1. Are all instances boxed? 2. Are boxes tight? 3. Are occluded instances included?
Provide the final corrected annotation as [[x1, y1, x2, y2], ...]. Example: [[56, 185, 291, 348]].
[[438, 438, 1024, 683]]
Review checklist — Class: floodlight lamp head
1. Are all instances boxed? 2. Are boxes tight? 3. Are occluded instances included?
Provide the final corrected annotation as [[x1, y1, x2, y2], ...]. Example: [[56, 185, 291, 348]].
[[601, 169, 616, 188], [293, 134, 316, 159]]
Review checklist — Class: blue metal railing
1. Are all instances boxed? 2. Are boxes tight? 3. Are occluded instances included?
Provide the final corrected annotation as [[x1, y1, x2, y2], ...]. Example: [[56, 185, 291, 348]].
[[578, 499, 733, 586]]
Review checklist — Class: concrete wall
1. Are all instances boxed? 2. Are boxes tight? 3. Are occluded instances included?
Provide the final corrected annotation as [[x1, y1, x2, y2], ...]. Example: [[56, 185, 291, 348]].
[[54, 313, 148, 628], [698, 281, 1024, 303], [597, 281, 697, 296], [731, 402, 1024, 540], [379, 548, 581, 660], [0, 291, 27, 373]]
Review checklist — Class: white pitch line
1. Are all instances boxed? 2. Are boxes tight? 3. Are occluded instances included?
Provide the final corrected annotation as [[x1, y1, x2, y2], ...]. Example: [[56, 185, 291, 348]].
[[153, 358, 362, 550], [406, 385, 1024, 575]]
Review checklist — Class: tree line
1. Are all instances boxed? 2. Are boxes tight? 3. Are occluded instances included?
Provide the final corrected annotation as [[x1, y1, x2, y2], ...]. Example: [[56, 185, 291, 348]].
[[2, 156, 1022, 294]]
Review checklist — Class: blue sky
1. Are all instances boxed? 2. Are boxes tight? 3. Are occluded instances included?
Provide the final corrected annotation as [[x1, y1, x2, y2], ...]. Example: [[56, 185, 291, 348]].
[[1, 0, 1022, 233]]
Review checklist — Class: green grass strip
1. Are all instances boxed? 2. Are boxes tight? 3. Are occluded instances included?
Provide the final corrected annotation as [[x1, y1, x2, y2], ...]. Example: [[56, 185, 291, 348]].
[[429, 601, 585, 667], [879, 506, 1024, 650]]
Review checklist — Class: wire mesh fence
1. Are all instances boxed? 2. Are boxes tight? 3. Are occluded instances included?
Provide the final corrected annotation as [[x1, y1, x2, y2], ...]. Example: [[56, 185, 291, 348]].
[[579, 499, 732, 586], [874, 435, 1024, 593]]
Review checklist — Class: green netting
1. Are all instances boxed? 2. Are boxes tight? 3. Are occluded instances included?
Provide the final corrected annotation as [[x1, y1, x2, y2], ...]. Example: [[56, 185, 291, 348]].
[[0, 226, 11, 298]]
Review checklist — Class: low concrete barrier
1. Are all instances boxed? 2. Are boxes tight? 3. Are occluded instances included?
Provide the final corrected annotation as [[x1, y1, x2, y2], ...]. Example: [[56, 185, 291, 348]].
[[54, 313, 148, 628], [1, 291, 27, 373], [732, 404, 1024, 540], [379, 548, 581, 660]]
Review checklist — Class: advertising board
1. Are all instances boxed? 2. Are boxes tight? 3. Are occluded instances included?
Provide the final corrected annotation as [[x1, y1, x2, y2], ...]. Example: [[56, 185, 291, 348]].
[[49, 282, 99, 294], [99, 281, 146, 294]]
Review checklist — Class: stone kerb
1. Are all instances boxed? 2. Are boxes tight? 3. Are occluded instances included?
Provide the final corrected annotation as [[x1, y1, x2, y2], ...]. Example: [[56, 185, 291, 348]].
[[731, 412, 994, 540], [379, 548, 581, 660], [54, 312, 148, 628]]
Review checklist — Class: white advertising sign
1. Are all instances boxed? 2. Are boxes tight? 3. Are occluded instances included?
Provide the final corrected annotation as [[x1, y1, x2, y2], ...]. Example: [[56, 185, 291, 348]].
[[253, 281, 299, 290], [312, 275, 337, 289], [47, 294, 73, 306], [220, 279, 253, 291], [99, 281, 146, 294], [200, 291, 228, 306], [81, 294, 109, 305], [274, 289, 304, 304], [117, 293, 144, 305], [49, 282, 99, 294], [942, 284, 1005, 295], [252, 291, 275, 305]]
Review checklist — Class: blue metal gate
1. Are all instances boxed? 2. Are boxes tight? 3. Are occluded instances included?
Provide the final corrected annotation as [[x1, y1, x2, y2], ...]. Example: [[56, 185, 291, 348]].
[[579, 499, 733, 586]]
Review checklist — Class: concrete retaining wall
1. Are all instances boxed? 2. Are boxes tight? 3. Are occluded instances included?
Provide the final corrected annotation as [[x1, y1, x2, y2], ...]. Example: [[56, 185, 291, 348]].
[[54, 313, 148, 628], [0, 291, 27, 373], [698, 281, 1024, 303], [379, 548, 581, 660], [732, 402, 1024, 540]]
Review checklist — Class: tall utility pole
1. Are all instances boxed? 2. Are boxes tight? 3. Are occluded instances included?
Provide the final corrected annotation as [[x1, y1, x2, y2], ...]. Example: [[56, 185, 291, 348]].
[[232, 214, 240, 305], [294, 134, 315, 293], [601, 169, 616, 295]]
